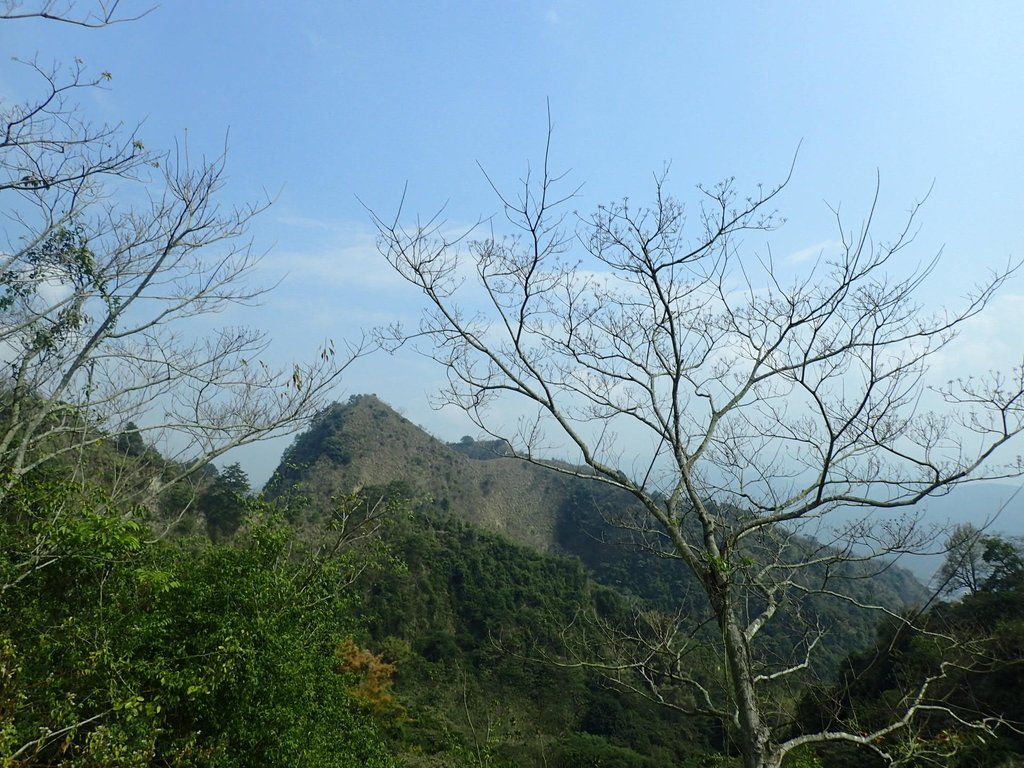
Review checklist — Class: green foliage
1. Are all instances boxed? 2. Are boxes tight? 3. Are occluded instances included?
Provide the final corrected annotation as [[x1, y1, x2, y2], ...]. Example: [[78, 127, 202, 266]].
[[0, 223, 103, 353], [354, 492, 721, 766], [272, 404, 353, 485], [545, 733, 658, 767], [794, 537, 1024, 767], [0, 475, 397, 767], [196, 462, 251, 540], [936, 524, 1024, 596], [979, 535, 1024, 593], [114, 422, 146, 458]]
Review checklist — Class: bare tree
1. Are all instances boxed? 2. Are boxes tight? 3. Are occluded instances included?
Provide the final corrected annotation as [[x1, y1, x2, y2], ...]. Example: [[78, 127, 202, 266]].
[[370, 126, 1024, 768], [0, 7, 369, 502], [0, 4, 373, 759], [1, 0, 148, 27]]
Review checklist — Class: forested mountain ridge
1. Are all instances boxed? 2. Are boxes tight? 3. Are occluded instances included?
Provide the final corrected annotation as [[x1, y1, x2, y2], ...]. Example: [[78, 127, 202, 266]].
[[266, 395, 929, 657], [259, 396, 1024, 766], [266, 397, 929, 602], [5, 393, 1019, 767], [266, 394, 579, 552]]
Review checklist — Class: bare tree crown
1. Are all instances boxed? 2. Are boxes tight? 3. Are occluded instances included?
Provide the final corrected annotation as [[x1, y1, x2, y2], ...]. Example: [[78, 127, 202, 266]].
[[371, 129, 1024, 768], [0, 7, 368, 500]]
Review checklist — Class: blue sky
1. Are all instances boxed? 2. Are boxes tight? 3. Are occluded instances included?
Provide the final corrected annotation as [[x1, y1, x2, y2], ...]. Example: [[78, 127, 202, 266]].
[[6, 1, 1024, 489]]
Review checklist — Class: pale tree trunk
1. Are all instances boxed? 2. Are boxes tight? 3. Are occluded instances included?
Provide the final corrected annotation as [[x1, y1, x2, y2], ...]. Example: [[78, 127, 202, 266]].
[[713, 576, 774, 768]]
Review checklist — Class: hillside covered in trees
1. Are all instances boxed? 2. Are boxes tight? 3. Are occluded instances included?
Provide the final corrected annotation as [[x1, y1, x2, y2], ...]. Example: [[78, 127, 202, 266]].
[[4, 395, 1022, 766], [269, 395, 929, 663]]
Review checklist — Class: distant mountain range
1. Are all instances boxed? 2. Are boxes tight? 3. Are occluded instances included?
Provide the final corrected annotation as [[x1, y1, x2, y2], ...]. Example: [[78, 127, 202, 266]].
[[917, 480, 1024, 536]]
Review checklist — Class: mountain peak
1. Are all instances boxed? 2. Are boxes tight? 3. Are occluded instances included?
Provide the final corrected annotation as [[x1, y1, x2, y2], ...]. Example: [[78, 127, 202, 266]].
[[266, 395, 567, 551]]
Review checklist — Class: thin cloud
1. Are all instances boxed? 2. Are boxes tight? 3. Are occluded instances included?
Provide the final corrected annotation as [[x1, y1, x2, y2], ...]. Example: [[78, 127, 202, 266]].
[[785, 239, 843, 265], [930, 292, 1024, 380], [274, 213, 350, 232]]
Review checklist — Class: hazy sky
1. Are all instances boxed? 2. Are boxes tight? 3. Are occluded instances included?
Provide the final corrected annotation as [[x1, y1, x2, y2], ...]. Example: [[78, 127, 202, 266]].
[[6, 1, 1024, 488]]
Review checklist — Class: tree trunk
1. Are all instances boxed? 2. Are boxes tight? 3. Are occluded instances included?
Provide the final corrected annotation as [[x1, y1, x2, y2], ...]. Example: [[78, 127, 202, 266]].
[[715, 579, 773, 768]]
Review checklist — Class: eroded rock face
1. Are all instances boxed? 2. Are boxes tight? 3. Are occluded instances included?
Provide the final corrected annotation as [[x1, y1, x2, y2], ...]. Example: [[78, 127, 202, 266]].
[[265, 394, 572, 552]]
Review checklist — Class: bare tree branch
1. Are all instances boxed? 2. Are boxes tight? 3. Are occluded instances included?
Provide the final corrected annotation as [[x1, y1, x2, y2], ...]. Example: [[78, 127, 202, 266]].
[[0, 0, 152, 27]]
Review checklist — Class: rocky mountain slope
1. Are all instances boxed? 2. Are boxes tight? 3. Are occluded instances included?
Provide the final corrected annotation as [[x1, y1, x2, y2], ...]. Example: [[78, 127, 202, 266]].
[[267, 395, 928, 613], [266, 394, 582, 552]]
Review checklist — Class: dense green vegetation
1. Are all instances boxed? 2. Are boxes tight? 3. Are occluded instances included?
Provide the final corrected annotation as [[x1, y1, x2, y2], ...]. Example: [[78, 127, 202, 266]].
[[1, 471, 397, 767], [0, 463, 733, 766], [796, 534, 1024, 767], [356, 486, 725, 766], [3, 401, 1024, 766]]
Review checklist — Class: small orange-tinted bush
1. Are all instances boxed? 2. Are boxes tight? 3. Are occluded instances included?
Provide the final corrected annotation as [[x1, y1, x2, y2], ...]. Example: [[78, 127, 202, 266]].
[[335, 638, 405, 720]]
